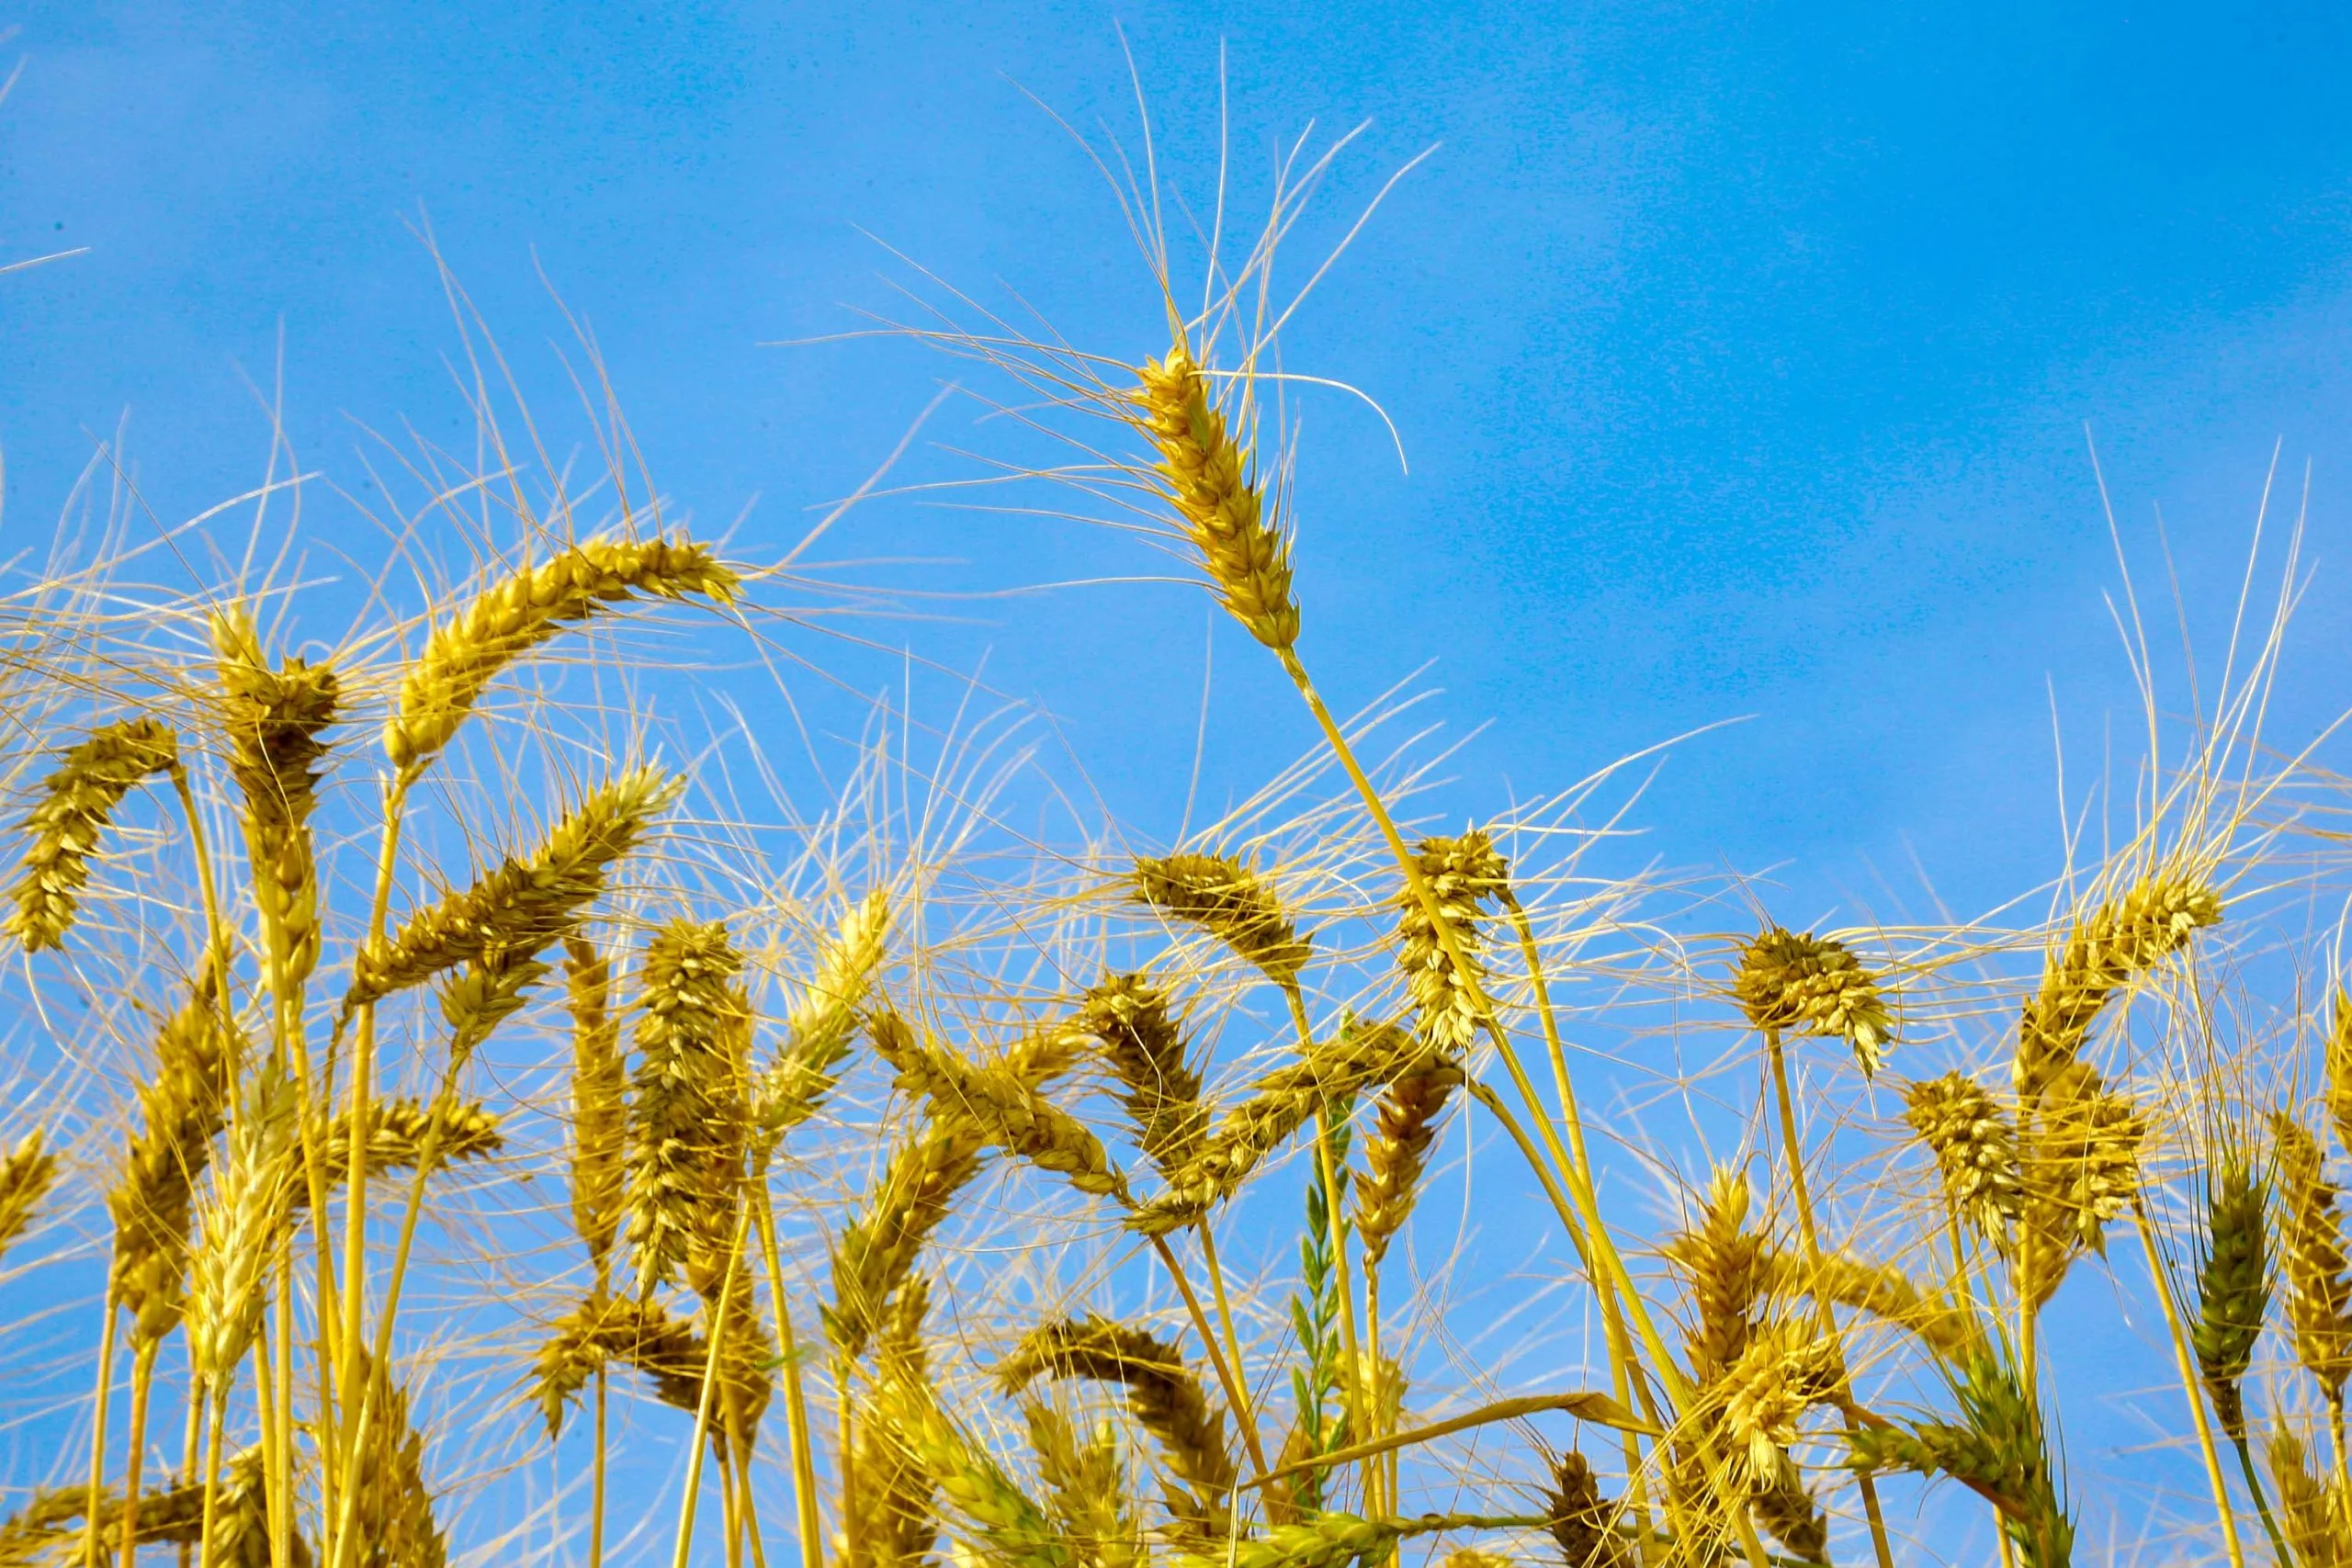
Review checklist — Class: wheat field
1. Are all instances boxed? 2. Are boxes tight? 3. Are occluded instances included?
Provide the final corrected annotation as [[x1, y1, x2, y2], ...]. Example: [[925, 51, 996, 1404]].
[[0, 84, 2347, 1568]]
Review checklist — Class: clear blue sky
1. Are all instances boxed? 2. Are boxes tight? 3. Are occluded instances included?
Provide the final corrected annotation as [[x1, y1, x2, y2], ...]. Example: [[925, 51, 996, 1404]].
[[7, 3, 2352, 1549], [8, 3, 2352, 919]]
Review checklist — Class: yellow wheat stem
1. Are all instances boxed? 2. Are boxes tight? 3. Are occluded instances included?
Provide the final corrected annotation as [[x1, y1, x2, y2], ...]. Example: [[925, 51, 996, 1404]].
[[672, 1213, 754, 1568], [2132, 1200, 2245, 1568], [1761, 1029, 1896, 1568], [1147, 1233, 1283, 1510], [1194, 1224, 1266, 1496], [752, 1185, 821, 1568], [80, 1285, 120, 1568]]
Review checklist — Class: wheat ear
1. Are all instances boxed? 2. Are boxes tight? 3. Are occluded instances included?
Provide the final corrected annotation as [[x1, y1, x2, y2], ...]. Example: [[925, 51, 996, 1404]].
[[6, 716, 179, 952], [384, 536, 738, 776], [2015, 877, 2222, 1101], [1905, 1073, 2024, 1238], [0, 1129, 58, 1266], [564, 936, 628, 1276], [2274, 1114, 2352, 1409], [1132, 852, 1310, 987], [1132, 346, 1298, 650], [213, 606, 338, 998], [108, 967, 235, 1346], [1394, 832, 1509, 1052], [625, 919, 753, 1300], [758, 888, 891, 1159], [1736, 926, 1894, 1080], [1077, 973, 1208, 1182]]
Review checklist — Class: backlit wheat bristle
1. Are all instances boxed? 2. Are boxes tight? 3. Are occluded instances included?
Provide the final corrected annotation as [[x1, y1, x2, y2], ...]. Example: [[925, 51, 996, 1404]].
[[1132, 852, 1310, 987], [107, 967, 232, 1345], [1354, 1054, 1464, 1265], [6, 716, 178, 953], [345, 1348, 447, 1568], [1747, 1451, 1829, 1565], [384, 536, 739, 775], [1544, 1451, 1628, 1568], [760, 888, 891, 1156], [1395, 830, 1509, 1051], [996, 1314, 1237, 1545], [625, 918, 752, 1301], [850, 1276, 942, 1568], [1736, 925, 1894, 1078], [1131, 1013, 1420, 1235], [563, 936, 628, 1274], [1755, 1247, 1978, 1360], [1133, 345, 1298, 652], [349, 765, 681, 1010], [1024, 1404, 1140, 1568], [1665, 1164, 1764, 1382], [2016, 875, 2222, 1101], [300, 1095, 503, 1199], [1076, 973, 1207, 1183], [2018, 1062, 2145, 1308], [2190, 1154, 2270, 1444], [2265, 1421, 2346, 1567], [2272, 1112, 2352, 1401], [187, 1063, 297, 1393], [1903, 1072, 2023, 1237], [213, 605, 339, 996], [876, 1371, 1069, 1568], [886, 1016, 1128, 1204], [0, 1128, 59, 1267]]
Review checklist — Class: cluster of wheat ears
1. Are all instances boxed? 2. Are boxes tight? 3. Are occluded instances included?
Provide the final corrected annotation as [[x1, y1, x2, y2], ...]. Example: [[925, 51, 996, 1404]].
[[2, 115, 2350, 1568]]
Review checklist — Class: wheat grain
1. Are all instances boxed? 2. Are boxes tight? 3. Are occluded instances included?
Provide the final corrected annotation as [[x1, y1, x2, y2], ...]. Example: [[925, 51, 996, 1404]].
[[1736, 926, 1894, 1079], [1132, 853, 1309, 987], [384, 536, 738, 774], [6, 716, 178, 953], [1132, 347, 1297, 651]]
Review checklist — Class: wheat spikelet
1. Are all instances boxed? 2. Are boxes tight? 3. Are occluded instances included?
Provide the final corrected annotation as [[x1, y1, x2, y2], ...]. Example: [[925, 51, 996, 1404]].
[[1354, 1055, 1464, 1265], [5, 716, 178, 952], [0, 1129, 58, 1268], [2015, 876, 2222, 1102], [2273, 1113, 2352, 1401], [850, 1277, 942, 1568], [1076, 973, 1207, 1182], [1903, 1073, 2023, 1236], [1663, 1164, 1765, 1382], [1747, 1452, 1829, 1565], [345, 1348, 447, 1568], [107, 967, 233, 1344], [2190, 1154, 2271, 1444], [300, 1096, 503, 1197], [1544, 1452, 1628, 1568], [349, 765, 680, 1009], [1132, 1015, 1420, 1235], [996, 1314, 1236, 1543], [187, 1063, 297, 1393], [623, 919, 752, 1298], [758, 888, 891, 1156], [1132, 346, 1298, 651], [2018, 1062, 2145, 1307], [1024, 1404, 1140, 1568], [1736, 925, 1894, 1078], [213, 606, 339, 995], [2266, 1421, 2346, 1568], [1132, 852, 1310, 987], [1394, 831, 1508, 1051], [563, 936, 628, 1272], [384, 536, 739, 774], [1715, 1320, 1842, 1479], [876, 1370, 1072, 1568]]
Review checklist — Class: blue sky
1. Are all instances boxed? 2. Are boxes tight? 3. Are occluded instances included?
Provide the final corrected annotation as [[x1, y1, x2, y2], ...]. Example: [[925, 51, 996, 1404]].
[[7, 1, 2352, 1551], [9, 2, 2352, 924]]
